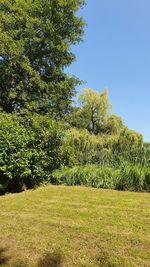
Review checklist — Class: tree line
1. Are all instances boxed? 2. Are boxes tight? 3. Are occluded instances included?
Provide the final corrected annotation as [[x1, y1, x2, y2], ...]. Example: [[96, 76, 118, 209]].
[[0, 0, 149, 193]]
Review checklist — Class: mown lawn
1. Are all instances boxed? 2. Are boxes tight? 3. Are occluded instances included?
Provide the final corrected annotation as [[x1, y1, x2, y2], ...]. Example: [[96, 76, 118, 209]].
[[0, 185, 150, 266]]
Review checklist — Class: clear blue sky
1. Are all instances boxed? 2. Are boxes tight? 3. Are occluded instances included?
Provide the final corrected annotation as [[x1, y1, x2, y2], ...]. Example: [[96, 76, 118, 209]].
[[67, 0, 150, 142]]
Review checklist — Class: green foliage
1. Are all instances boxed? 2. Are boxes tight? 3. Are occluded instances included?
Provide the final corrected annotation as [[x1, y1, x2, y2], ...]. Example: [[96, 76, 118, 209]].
[[104, 114, 124, 135], [0, 113, 31, 192], [21, 114, 65, 172], [0, 110, 149, 193], [69, 88, 111, 133], [0, 0, 148, 195], [52, 163, 150, 192], [142, 143, 150, 167], [52, 165, 119, 189], [0, 107, 146, 193], [116, 162, 147, 191], [61, 126, 143, 167], [144, 171, 150, 191], [116, 127, 143, 155], [0, 113, 65, 193], [62, 128, 109, 165], [0, 0, 85, 115]]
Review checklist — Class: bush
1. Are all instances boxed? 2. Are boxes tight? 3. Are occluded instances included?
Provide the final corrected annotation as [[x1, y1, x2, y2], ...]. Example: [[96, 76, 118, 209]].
[[0, 113, 65, 193], [21, 114, 65, 173], [0, 113, 31, 192], [52, 165, 119, 189]]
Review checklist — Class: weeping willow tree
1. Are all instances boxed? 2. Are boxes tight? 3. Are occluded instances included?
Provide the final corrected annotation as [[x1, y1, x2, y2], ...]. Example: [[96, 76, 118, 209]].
[[78, 88, 111, 133], [61, 125, 143, 166], [68, 88, 125, 135]]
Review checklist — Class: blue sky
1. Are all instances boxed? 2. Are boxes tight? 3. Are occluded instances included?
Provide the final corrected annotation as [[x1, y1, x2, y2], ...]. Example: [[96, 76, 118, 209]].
[[67, 0, 150, 142]]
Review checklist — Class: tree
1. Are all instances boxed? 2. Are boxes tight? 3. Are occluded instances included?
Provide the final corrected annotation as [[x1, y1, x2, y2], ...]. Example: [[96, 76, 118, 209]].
[[102, 114, 124, 135], [77, 88, 111, 133], [116, 126, 143, 158], [0, 0, 85, 116]]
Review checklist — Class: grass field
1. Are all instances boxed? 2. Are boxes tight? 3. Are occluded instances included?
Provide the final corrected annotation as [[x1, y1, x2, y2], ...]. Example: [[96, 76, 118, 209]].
[[0, 185, 150, 267]]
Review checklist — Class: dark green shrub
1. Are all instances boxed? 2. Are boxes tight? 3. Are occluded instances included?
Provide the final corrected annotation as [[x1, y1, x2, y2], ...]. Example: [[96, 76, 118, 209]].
[[0, 113, 65, 193], [21, 114, 65, 173], [0, 113, 31, 192]]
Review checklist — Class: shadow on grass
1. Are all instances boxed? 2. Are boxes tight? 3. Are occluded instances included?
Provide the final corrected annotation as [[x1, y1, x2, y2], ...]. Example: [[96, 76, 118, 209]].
[[37, 250, 63, 267], [0, 247, 10, 265], [0, 246, 63, 267]]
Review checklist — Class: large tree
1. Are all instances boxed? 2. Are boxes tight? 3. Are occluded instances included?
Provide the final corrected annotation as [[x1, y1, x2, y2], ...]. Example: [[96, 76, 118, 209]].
[[0, 0, 85, 116]]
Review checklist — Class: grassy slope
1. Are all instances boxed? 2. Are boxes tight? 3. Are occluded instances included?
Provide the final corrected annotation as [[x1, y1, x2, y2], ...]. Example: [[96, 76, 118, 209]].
[[0, 186, 150, 267]]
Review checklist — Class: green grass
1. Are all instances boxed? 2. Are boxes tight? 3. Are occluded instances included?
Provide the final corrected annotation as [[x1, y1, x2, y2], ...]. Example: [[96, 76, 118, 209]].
[[0, 185, 150, 266]]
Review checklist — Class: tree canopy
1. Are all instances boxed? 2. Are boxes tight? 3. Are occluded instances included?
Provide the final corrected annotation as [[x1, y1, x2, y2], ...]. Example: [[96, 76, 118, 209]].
[[68, 88, 125, 135], [0, 0, 85, 116]]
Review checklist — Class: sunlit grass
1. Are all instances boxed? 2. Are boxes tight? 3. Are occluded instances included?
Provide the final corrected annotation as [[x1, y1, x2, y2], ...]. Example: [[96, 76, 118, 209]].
[[0, 185, 150, 266]]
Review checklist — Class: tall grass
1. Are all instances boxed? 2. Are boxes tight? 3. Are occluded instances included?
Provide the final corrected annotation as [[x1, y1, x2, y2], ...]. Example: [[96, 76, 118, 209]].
[[52, 165, 119, 189], [52, 163, 150, 192]]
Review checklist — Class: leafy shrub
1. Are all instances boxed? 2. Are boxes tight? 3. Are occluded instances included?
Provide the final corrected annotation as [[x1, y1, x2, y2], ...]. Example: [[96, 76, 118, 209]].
[[21, 114, 65, 173], [0, 113, 65, 193], [0, 113, 31, 192], [52, 165, 119, 189]]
